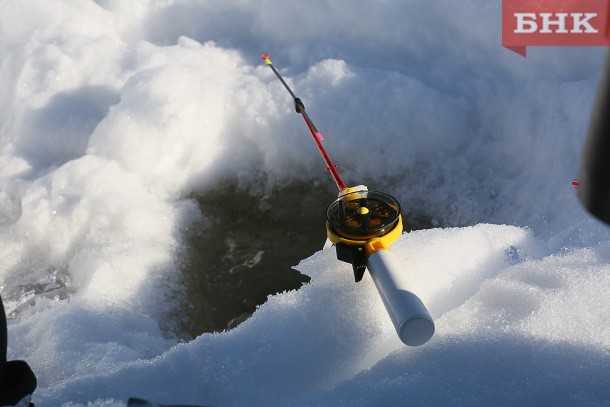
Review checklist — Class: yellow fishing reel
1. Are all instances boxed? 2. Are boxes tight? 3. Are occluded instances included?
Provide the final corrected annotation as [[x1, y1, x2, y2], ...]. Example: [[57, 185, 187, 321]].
[[326, 188, 403, 282]]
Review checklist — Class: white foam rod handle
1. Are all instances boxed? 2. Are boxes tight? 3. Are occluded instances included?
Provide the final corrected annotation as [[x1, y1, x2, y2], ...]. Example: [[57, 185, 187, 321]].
[[367, 249, 435, 346]]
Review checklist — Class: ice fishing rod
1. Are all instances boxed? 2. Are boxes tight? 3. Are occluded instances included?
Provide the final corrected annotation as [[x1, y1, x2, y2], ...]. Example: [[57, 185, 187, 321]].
[[261, 54, 435, 346], [260, 53, 346, 191]]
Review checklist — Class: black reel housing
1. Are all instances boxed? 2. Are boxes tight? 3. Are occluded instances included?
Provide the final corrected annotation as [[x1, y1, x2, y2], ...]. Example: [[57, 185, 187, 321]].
[[326, 190, 401, 239]]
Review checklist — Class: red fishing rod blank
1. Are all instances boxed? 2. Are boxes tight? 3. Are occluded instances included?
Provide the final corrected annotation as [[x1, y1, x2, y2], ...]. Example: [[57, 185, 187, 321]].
[[260, 54, 346, 191]]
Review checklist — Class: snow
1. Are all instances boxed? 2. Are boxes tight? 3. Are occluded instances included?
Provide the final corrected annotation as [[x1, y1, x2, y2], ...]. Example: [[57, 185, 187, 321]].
[[1, 0, 610, 405]]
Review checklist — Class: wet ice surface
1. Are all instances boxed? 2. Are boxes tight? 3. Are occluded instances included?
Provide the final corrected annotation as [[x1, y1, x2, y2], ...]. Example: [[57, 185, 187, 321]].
[[177, 183, 319, 336]]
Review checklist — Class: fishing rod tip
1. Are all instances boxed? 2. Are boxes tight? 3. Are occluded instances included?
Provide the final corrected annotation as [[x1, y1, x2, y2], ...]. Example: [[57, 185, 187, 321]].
[[260, 53, 270, 60]]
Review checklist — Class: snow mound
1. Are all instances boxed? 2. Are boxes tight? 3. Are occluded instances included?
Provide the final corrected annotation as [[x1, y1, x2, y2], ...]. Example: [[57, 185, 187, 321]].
[[32, 224, 610, 406]]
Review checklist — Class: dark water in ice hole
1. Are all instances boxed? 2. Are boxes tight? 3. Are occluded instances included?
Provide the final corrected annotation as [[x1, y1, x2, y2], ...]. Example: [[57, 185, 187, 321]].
[[176, 182, 433, 339]]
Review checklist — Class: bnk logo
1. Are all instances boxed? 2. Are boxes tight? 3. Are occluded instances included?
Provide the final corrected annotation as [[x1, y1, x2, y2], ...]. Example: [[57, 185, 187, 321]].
[[502, 0, 610, 56], [514, 13, 598, 34]]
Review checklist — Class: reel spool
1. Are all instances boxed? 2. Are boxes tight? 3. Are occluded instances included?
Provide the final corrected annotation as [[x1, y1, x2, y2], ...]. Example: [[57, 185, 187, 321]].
[[326, 190, 401, 240]]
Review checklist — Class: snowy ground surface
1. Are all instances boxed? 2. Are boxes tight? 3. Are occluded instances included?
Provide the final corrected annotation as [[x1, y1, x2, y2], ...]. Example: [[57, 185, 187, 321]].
[[1, 0, 610, 405]]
